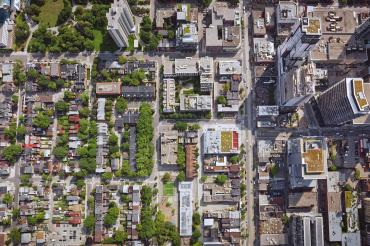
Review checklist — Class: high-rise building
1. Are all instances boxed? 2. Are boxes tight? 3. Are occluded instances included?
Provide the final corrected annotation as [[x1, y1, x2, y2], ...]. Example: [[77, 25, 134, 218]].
[[279, 17, 322, 69], [106, 0, 135, 48], [315, 78, 370, 126], [277, 17, 322, 105]]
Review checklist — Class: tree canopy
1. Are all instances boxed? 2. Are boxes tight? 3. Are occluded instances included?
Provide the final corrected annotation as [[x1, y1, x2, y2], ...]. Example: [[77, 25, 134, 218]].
[[215, 174, 228, 185], [136, 103, 154, 177], [83, 215, 95, 233], [33, 112, 51, 129], [2, 144, 22, 163]]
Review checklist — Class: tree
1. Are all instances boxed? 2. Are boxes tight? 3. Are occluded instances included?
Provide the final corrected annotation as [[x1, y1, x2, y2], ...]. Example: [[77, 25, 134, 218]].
[[240, 183, 246, 196], [27, 216, 37, 225], [167, 30, 175, 40], [80, 91, 89, 106], [21, 174, 31, 185], [64, 90, 76, 101], [229, 155, 239, 164], [35, 212, 45, 223], [9, 228, 21, 245], [201, 0, 212, 7], [282, 214, 290, 224], [354, 168, 361, 180], [55, 101, 69, 113], [12, 208, 20, 219], [193, 212, 201, 226], [176, 171, 185, 182], [84, 215, 95, 233], [57, 0, 72, 25], [191, 228, 201, 244], [53, 146, 68, 160], [343, 183, 353, 191], [118, 56, 128, 64], [114, 230, 128, 245], [15, 14, 30, 47], [162, 172, 171, 183], [216, 96, 227, 105], [188, 124, 200, 131], [270, 164, 279, 177], [215, 174, 227, 185], [136, 103, 154, 176], [4, 126, 16, 141], [154, 211, 180, 246], [2, 144, 22, 163], [79, 107, 90, 118], [137, 207, 155, 241], [2, 193, 12, 206], [102, 172, 113, 183], [115, 97, 128, 114], [79, 158, 96, 174], [200, 176, 207, 183], [104, 204, 119, 227], [329, 164, 337, 171], [33, 113, 50, 129], [17, 125, 27, 138], [174, 121, 188, 131]]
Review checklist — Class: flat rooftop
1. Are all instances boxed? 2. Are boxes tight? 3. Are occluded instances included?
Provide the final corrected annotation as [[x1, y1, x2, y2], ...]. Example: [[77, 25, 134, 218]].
[[302, 18, 321, 35], [276, 1, 298, 23], [288, 191, 317, 208], [218, 60, 242, 75], [96, 82, 122, 95], [308, 8, 359, 34], [252, 10, 266, 36], [352, 78, 369, 111], [302, 138, 325, 174], [175, 58, 198, 74]]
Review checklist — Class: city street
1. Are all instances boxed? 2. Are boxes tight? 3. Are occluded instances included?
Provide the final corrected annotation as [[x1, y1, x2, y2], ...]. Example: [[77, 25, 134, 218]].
[[241, 2, 256, 244]]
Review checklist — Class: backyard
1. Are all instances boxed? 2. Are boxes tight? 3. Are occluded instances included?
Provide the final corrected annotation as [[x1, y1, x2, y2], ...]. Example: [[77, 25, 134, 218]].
[[38, 0, 64, 27]]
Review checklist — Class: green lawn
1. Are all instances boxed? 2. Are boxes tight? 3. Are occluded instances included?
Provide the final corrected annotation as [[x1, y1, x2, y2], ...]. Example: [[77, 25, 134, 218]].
[[92, 30, 118, 52], [38, 0, 64, 27], [163, 182, 175, 196]]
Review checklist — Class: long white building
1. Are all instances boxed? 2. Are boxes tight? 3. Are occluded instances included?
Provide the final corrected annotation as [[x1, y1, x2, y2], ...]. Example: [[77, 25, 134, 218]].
[[106, 0, 136, 48], [179, 182, 192, 237]]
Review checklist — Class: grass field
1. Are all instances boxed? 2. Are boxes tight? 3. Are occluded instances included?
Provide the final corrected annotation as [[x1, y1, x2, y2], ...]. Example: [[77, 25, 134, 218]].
[[221, 131, 232, 152], [38, 0, 64, 27], [92, 30, 118, 52], [163, 182, 175, 196]]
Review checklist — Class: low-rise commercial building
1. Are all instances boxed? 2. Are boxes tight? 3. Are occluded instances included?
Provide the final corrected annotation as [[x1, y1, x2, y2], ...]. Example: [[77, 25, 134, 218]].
[[160, 130, 178, 165], [179, 94, 212, 112], [96, 82, 122, 96], [203, 126, 240, 155]]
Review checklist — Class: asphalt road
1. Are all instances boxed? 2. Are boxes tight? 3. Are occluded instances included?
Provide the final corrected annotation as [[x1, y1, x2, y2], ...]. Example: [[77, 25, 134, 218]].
[[241, 5, 256, 245]]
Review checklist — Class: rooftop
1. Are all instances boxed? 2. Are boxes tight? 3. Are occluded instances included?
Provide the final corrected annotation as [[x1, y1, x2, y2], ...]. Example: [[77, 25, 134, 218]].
[[302, 18, 321, 35], [180, 94, 212, 112], [96, 82, 122, 95], [175, 58, 198, 75], [352, 78, 369, 111], [253, 38, 275, 62], [256, 105, 279, 116], [302, 138, 324, 173], [203, 126, 240, 155], [218, 60, 242, 75], [288, 191, 317, 208], [179, 182, 192, 237], [160, 129, 178, 165]]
